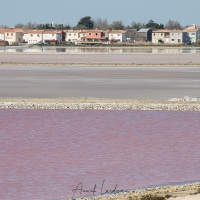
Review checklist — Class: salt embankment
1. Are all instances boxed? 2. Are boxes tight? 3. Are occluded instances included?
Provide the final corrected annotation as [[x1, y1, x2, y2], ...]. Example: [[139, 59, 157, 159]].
[[0, 97, 200, 111]]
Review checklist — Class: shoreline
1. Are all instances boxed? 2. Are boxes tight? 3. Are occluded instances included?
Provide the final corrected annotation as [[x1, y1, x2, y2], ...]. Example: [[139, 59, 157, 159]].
[[67, 182, 200, 200], [0, 97, 200, 111]]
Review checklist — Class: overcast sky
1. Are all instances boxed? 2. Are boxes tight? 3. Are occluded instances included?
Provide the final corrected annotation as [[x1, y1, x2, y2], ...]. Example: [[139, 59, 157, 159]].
[[1, 0, 200, 27]]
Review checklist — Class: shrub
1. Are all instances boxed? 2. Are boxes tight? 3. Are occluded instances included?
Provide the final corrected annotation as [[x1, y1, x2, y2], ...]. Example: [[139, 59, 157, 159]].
[[196, 40, 200, 46], [165, 194, 172, 199], [140, 194, 166, 200]]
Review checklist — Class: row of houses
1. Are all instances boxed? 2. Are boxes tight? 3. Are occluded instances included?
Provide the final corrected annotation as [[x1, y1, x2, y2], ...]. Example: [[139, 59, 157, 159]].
[[0, 24, 200, 45], [0, 28, 127, 45], [152, 24, 200, 44]]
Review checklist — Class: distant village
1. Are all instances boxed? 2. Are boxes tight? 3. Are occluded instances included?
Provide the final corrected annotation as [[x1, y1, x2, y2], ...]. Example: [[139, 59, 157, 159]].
[[0, 19, 200, 46]]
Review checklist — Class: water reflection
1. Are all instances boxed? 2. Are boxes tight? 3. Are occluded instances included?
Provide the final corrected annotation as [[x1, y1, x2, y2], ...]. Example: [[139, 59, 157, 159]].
[[0, 46, 200, 54]]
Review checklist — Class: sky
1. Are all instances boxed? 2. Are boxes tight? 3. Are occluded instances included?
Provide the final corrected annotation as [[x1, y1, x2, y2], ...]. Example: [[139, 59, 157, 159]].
[[1, 0, 200, 27]]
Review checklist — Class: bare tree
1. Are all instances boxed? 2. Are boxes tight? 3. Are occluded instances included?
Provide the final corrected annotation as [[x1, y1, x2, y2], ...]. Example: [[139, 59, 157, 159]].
[[130, 21, 145, 30], [93, 18, 109, 30], [0, 24, 9, 28], [165, 20, 182, 30], [109, 21, 124, 30]]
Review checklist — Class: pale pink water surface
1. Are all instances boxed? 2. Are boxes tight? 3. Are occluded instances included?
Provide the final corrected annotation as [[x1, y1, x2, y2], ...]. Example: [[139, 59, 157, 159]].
[[1, 109, 200, 200]]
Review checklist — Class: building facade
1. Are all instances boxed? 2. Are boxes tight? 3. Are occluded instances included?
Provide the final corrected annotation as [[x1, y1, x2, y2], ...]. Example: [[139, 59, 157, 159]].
[[0, 29, 6, 40], [109, 30, 127, 42], [65, 30, 80, 44], [43, 30, 63, 43], [23, 30, 44, 44], [135, 28, 152, 42], [4, 28, 23, 44], [152, 30, 171, 43], [79, 29, 108, 44]]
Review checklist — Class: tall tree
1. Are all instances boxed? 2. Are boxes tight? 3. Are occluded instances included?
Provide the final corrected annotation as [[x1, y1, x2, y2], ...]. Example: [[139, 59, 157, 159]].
[[145, 20, 164, 29], [76, 16, 94, 29], [165, 20, 182, 30], [110, 21, 124, 30]]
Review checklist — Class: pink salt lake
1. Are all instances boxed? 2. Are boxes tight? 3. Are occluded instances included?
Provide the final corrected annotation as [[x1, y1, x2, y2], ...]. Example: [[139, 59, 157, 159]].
[[0, 109, 200, 200]]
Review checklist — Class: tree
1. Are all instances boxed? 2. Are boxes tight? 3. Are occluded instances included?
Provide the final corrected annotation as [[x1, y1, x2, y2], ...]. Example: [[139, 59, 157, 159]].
[[110, 21, 124, 30], [93, 18, 109, 30], [0, 24, 9, 28], [130, 21, 145, 30], [145, 20, 164, 29], [76, 16, 94, 29], [14, 23, 24, 28], [165, 20, 182, 30], [37, 23, 52, 29]]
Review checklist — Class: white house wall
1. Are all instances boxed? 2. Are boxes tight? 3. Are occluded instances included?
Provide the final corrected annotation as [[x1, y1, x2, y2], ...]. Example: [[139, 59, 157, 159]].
[[43, 33, 62, 43], [0, 33, 5, 40], [23, 34, 43, 44]]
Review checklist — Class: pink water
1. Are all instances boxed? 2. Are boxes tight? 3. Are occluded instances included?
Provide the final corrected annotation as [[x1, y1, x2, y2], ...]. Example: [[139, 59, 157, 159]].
[[1, 109, 200, 200]]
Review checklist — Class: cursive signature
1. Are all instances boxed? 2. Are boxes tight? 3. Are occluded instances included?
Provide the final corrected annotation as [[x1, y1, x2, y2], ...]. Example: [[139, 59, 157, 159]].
[[72, 180, 126, 199]]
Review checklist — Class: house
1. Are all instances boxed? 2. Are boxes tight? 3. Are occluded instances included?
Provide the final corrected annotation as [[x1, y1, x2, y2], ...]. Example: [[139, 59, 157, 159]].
[[169, 30, 188, 44], [4, 28, 23, 44], [125, 29, 137, 42], [184, 24, 200, 44], [135, 28, 152, 42], [23, 30, 44, 44], [152, 30, 171, 43], [43, 30, 63, 44], [108, 30, 127, 43], [79, 29, 108, 44], [79, 30, 86, 41], [65, 30, 81, 44], [0, 28, 6, 41]]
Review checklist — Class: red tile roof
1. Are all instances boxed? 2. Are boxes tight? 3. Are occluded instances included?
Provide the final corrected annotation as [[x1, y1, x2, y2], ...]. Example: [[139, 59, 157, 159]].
[[152, 30, 171, 33], [0, 28, 23, 33], [43, 29, 62, 34], [109, 30, 126, 34], [23, 30, 44, 34]]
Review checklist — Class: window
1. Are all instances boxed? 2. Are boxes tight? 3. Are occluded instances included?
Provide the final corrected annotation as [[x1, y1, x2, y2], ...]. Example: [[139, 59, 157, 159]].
[[178, 39, 181, 43], [52, 34, 54, 36], [30, 34, 33, 37], [161, 33, 163, 36], [74, 34, 76, 36], [154, 33, 155, 36], [89, 33, 92, 36], [69, 34, 71, 36], [37, 34, 40, 37], [11, 33, 13, 36], [191, 33, 195, 36], [171, 39, 175, 41], [7, 33, 9, 36], [95, 33, 98, 36]]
